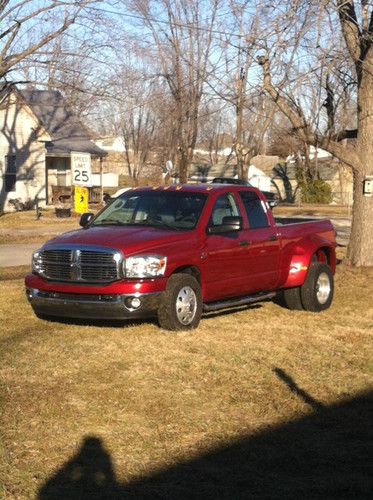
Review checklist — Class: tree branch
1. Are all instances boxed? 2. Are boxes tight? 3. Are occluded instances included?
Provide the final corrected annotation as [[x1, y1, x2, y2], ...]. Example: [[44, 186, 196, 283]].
[[257, 55, 362, 172], [2, 13, 78, 76]]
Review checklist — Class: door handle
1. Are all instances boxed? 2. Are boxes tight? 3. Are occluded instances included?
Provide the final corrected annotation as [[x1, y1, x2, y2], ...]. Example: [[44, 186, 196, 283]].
[[239, 240, 249, 247], [268, 235, 278, 241]]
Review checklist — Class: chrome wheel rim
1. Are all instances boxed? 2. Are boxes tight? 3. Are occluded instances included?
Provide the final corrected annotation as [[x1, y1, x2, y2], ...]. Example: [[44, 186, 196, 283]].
[[316, 272, 331, 304], [176, 286, 197, 325]]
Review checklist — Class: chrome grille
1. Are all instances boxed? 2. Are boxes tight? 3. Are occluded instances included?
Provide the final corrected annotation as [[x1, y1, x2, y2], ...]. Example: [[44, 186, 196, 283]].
[[35, 247, 122, 283]]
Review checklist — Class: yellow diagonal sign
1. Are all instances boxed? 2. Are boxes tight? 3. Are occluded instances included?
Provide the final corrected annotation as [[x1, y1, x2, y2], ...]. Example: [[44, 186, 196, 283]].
[[74, 186, 89, 214]]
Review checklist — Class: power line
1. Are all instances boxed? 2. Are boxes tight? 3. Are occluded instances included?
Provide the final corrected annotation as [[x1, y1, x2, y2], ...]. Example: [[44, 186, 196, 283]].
[[87, 5, 246, 39]]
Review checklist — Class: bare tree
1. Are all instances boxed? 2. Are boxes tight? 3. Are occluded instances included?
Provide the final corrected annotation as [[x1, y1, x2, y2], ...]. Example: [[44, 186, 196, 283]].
[[120, 101, 157, 185], [258, 0, 373, 267], [197, 102, 234, 167], [203, 1, 277, 180], [0, 0, 105, 89], [122, 0, 219, 183]]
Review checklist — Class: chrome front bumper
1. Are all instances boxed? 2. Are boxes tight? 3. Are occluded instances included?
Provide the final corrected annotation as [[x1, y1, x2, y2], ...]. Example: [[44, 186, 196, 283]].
[[26, 288, 163, 320]]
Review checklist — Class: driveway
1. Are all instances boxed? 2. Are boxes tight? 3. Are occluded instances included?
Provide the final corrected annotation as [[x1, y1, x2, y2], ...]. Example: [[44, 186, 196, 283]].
[[0, 243, 39, 267]]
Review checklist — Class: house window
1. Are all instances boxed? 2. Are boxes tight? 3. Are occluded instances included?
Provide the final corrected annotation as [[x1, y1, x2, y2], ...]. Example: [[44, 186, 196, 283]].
[[57, 166, 67, 186], [55, 159, 68, 186], [4, 155, 16, 192]]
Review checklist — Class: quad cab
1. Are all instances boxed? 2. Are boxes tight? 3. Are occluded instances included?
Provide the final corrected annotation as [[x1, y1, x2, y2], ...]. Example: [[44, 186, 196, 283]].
[[25, 185, 336, 330]]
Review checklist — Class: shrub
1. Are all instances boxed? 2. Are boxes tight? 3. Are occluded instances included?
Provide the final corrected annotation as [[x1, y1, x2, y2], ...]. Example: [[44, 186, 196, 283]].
[[299, 178, 332, 204]]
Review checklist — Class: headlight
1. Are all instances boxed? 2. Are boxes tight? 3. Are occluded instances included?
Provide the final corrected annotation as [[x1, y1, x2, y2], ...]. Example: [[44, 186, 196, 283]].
[[32, 251, 43, 273], [125, 255, 167, 278]]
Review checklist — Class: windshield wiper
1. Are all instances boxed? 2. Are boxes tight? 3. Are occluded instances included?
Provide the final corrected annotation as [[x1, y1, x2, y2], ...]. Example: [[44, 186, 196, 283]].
[[93, 219, 186, 230], [145, 219, 183, 230], [93, 220, 126, 226]]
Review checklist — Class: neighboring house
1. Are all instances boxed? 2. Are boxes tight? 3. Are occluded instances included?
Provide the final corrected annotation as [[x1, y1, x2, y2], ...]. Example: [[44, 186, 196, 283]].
[[0, 87, 106, 211], [247, 165, 272, 192], [281, 148, 353, 204], [94, 136, 126, 153]]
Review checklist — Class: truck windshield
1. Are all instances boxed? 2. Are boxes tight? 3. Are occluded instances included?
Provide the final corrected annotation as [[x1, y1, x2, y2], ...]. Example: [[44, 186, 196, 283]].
[[92, 191, 207, 230]]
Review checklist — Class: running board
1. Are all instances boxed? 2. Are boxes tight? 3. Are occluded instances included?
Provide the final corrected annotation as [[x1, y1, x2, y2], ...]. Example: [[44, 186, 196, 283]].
[[203, 291, 276, 313]]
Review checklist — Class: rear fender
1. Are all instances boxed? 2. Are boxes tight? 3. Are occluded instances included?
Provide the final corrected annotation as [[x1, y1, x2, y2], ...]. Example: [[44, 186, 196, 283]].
[[283, 242, 335, 289]]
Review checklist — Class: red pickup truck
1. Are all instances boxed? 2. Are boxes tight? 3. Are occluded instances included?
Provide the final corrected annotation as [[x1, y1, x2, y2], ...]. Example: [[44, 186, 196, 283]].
[[25, 185, 336, 330]]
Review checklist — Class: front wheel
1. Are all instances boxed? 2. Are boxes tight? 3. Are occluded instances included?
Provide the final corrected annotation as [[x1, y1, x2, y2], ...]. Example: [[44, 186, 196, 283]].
[[300, 263, 334, 312], [157, 273, 202, 331]]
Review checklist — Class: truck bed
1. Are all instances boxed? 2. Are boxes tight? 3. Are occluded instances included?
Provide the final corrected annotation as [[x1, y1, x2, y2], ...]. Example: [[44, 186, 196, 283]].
[[275, 217, 324, 225]]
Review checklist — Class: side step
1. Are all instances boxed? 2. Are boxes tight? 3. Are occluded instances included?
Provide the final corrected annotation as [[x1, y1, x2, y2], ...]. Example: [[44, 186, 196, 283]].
[[202, 291, 276, 313]]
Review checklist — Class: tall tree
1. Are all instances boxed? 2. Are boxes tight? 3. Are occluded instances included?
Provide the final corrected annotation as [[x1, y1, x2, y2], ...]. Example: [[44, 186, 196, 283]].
[[123, 0, 219, 183], [0, 0, 103, 89], [258, 0, 373, 266]]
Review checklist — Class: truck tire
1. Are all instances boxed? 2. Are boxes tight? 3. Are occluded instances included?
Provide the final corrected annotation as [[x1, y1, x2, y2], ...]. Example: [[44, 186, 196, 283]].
[[281, 286, 304, 310], [157, 273, 202, 331], [300, 263, 334, 312]]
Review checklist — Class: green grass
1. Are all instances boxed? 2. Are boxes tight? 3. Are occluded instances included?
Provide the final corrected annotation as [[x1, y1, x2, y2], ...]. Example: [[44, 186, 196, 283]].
[[0, 261, 372, 498]]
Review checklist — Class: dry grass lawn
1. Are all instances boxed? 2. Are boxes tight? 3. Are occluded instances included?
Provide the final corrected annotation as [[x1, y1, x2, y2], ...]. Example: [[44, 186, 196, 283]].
[[0, 255, 372, 498], [273, 203, 352, 218], [0, 211, 80, 245]]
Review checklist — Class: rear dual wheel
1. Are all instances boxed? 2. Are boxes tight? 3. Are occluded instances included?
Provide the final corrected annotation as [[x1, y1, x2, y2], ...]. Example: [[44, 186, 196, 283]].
[[282, 263, 334, 312]]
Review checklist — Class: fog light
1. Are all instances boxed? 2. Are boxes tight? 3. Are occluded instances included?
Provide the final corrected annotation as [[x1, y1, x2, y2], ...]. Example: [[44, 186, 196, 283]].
[[26, 288, 38, 300], [126, 296, 141, 309], [131, 297, 141, 308]]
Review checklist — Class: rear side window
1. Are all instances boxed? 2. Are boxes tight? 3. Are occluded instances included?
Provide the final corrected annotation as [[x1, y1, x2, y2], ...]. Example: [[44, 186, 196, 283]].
[[239, 191, 269, 229], [209, 193, 240, 226]]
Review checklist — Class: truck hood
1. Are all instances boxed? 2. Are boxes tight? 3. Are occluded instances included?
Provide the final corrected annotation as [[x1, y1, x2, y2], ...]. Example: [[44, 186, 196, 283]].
[[41, 225, 196, 256]]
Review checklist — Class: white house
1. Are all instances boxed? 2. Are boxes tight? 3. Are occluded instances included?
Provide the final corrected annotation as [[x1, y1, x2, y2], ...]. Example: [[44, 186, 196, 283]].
[[0, 87, 106, 211], [247, 164, 272, 191], [94, 136, 126, 153]]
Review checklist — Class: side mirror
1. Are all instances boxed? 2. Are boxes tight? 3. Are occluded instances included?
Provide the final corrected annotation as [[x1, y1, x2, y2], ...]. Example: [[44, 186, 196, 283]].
[[207, 216, 243, 234], [79, 212, 94, 227], [103, 193, 112, 204]]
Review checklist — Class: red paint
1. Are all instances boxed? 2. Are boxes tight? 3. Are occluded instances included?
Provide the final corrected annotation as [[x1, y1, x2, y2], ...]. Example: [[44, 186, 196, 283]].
[[25, 185, 336, 303]]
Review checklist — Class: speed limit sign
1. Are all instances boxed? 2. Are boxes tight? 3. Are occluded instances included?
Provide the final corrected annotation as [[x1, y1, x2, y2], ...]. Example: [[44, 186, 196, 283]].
[[71, 152, 92, 187]]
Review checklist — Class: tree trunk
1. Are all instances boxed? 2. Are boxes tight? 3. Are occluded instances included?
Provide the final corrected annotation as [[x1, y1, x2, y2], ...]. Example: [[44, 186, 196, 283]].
[[347, 50, 373, 266], [346, 170, 373, 265], [178, 151, 189, 184], [235, 68, 245, 180]]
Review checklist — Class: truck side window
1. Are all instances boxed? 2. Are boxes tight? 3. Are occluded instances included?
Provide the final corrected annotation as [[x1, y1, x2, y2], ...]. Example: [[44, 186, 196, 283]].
[[239, 191, 269, 229], [210, 193, 240, 226]]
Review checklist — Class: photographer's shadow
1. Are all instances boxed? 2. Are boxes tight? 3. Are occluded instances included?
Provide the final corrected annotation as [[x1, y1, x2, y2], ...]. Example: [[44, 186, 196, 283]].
[[39, 436, 120, 499]]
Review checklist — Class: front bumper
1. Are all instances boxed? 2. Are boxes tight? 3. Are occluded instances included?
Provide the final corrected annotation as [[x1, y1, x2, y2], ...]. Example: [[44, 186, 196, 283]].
[[26, 288, 163, 320]]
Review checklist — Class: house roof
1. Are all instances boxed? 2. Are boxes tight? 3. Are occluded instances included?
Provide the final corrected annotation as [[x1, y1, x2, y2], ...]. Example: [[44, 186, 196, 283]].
[[19, 89, 106, 157]]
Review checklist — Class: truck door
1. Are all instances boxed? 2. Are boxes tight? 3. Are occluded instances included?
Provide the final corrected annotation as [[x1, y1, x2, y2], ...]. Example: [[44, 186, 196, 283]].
[[203, 193, 249, 301], [238, 190, 281, 293]]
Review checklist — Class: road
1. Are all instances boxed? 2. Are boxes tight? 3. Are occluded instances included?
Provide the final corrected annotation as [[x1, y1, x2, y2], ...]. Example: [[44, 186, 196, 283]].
[[0, 243, 39, 267], [0, 216, 351, 268]]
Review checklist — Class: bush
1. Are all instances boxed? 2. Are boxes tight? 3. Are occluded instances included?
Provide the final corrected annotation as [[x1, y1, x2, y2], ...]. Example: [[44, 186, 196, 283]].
[[299, 178, 332, 204]]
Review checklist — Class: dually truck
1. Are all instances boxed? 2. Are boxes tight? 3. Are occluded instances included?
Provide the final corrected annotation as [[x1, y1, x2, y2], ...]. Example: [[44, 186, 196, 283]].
[[25, 184, 337, 330]]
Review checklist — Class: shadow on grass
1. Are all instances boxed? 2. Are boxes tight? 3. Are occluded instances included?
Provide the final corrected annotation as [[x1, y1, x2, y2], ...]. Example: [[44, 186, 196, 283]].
[[35, 304, 264, 328], [203, 303, 262, 320], [273, 367, 325, 412], [36, 314, 158, 329], [38, 379, 373, 499]]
